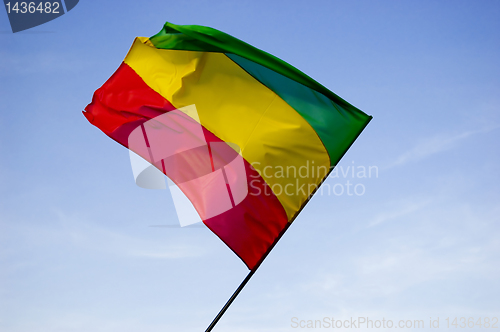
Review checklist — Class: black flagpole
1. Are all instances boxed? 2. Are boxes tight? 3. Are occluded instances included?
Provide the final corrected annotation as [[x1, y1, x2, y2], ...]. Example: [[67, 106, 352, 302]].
[[204, 168, 335, 332], [204, 269, 255, 332], [204, 222, 291, 332]]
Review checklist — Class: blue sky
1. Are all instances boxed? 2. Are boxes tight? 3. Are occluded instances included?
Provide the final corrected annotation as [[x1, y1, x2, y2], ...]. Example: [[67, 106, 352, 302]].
[[1, 1, 499, 331]]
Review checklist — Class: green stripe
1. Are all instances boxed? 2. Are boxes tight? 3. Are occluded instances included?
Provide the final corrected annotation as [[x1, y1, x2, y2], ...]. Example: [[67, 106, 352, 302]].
[[150, 23, 370, 115], [149, 22, 372, 166], [226, 53, 370, 166]]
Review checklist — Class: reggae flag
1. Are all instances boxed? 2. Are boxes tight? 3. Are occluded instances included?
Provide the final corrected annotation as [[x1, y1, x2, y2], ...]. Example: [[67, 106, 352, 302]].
[[84, 22, 371, 270]]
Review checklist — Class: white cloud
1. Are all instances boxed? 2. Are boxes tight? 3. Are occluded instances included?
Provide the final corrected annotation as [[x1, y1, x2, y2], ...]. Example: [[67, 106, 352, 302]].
[[296, 200, 500, 318], [368, 198, 431, 227], [57, 210, 204, 259], [8, 209, 206, 260], [386, 126, 499, 169]]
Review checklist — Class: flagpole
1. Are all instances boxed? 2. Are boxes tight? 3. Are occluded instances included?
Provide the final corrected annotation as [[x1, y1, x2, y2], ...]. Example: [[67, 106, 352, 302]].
[[204, 269, 255, 332], [204, 168, 335, 331], [204, 222, 291, 332]]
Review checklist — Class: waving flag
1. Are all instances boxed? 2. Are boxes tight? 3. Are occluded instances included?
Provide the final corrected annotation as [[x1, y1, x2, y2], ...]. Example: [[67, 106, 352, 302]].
[[84, 22, 371, 271]]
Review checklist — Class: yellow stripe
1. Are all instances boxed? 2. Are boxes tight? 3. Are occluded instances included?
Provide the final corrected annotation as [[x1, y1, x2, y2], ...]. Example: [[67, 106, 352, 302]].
[[124, 37, 330, 220]]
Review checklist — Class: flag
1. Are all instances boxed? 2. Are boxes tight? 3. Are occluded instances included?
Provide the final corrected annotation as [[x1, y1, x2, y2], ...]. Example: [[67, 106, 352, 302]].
[[84, 22, 372, 270]]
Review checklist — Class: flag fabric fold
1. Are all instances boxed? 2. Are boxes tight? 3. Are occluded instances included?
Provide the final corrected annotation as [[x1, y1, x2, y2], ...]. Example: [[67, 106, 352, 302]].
[[84, 22, 371, 270]]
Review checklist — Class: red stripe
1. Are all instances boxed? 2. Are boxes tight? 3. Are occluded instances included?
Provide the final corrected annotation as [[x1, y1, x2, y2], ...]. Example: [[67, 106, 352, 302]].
[[84, 62, 288, 270], [201, 129, 288, 269], [84, 62, 177, 147]]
